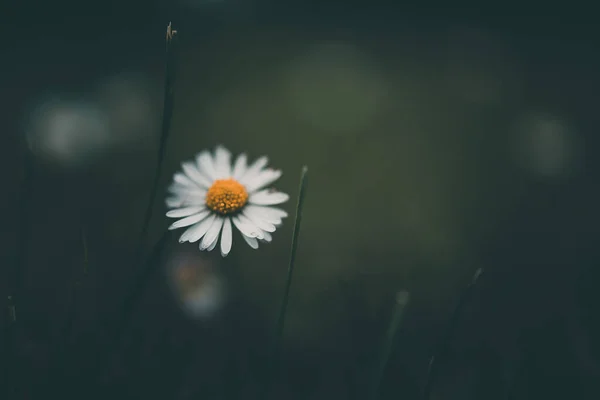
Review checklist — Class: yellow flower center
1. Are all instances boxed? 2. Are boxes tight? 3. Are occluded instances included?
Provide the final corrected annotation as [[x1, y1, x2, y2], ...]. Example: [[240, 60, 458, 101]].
[[205, 178, 248, 215]]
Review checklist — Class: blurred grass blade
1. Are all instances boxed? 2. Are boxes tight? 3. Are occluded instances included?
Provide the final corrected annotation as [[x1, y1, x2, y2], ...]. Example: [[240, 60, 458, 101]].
[[85, 22, 179, 384], [135, 21, 178, 264], [82, 230, 171, 396], [114, 230, 171, 337], [93, 230, 171, 384], [422, 268, 483, 400], [259, 165, 308, 400], [117, 21, 178, 343], [369, 290, 411, 400]]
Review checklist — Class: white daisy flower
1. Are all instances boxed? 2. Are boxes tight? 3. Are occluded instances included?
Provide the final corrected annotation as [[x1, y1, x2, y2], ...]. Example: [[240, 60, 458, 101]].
[[165, 146, 289, 257]]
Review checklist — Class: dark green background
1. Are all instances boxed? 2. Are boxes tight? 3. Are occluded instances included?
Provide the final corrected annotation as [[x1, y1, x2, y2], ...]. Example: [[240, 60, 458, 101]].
[[1, 2, 599, 399]]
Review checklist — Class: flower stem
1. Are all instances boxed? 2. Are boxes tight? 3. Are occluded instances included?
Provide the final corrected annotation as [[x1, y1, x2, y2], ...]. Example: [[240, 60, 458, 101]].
[[259, 166, 308, 400], [422, 268, 483, 400], [88, 22, 178, 387], [369, 290, 411, 400], [117, 21, 178, 339], [135, 21, 178, 268], [91, 231, 171, 395], [114, 230, 171, 336]]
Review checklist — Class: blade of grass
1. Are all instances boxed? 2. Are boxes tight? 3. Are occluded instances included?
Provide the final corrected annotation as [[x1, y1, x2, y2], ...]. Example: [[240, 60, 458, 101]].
[[258, 165, 308, 400], [86, 22, 178, 388], [134, 21, 178, 268], [422, 268, 483, 400], [82, 231, 171, 400], [4, 150, 35, 399], [114, 229, 171, 337], [111, 20, 178, 346], [369, 290, 411, 400], [93, 231, 171, 386]]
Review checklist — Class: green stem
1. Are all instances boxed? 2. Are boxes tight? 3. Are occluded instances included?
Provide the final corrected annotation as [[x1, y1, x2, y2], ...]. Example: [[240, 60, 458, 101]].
[[87, 23, 178, 389], [422, 268, 483, 400], [369, 290, 411, 400], [259, 166, 309, 400], [115, 21, 178, 343], [134, 21, 178, 267]]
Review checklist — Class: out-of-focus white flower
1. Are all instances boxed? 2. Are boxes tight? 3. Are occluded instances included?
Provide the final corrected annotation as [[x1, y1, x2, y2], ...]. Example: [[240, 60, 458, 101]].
[[166, 146, 289, 257], [26, 98, 111, 167], [167, 252, 225, 319], [26, 74, 158, 168]]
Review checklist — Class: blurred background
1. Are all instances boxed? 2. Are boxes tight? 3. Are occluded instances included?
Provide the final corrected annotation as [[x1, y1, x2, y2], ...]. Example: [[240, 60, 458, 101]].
[[1, 1, 599, 399]]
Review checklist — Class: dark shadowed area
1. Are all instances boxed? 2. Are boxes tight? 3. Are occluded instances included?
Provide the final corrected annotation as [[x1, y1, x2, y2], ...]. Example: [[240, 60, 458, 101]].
[[1, 1, 600, 399]]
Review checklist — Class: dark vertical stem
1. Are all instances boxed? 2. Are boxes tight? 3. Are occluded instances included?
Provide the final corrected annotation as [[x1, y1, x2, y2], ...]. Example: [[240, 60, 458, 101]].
[[422, 268, 483, 400], [87, 23, 178, 390], [258, 166, 308, 400], [4, 151, 35, 399], [114, 21, 178, 344], [134, 22, 178, 265], [87, 231, 171, 399], [369, 290, 411, 400]]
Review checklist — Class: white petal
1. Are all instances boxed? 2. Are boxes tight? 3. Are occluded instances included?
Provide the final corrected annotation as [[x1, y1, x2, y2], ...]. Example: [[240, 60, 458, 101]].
[[181, 161, 212, 188], [241, 234, 259, 249], [167, 195, 205, 208], [168, 183, 206, 198], [243, 169, 282, 193], [245, 205, 288, 222], [249, 190, 290, 206], [179, 213, 216, 243], [240, 156, 268, 183], [242, 208, 276, 232], [207, 237, 219, 251], [168, 211, 210, 230], [173, 172, 198, 188], [235, 214, 265, 240], [165, 189, 205, 209], [232, 153, 248, 180], [231, 215, 260, 239], [200, 217, 224, 250], [220, 218, 233, 257], [166, 206, 205, 218], [168, 182, 193, 194], [213, 146, 232, 178], [166, 197, 182, 208], [260, 231, 273, 242], [195, 151, 218, 181]]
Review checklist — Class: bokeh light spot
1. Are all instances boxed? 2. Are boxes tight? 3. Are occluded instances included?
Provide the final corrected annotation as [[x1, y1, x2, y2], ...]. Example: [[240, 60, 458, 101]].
[[166, 251, 226, 320], [26, 98, 111, 167], [513, 113, 582, 180]]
